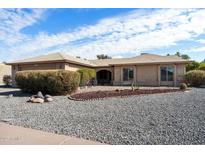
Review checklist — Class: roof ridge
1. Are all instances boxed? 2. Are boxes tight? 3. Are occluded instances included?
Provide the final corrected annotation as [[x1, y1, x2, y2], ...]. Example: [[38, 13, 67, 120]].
[[57, 52, 67, 60]]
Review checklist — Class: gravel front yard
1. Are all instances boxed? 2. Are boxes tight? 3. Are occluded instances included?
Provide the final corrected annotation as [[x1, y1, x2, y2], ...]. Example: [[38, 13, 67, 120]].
[[0, 88, 205, 144]]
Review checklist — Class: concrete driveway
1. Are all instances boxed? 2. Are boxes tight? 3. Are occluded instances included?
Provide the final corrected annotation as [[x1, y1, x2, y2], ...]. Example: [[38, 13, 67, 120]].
[[0, 123, 102, 145]]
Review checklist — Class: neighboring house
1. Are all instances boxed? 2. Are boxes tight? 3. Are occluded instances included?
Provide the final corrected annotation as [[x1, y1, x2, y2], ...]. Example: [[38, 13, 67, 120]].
[[6, 52, 191, 87], [0, 62, 11, 85]]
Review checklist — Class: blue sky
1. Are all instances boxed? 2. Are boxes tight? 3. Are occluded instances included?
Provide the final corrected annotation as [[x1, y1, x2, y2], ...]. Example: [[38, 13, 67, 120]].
[[0, 8, 205, 62]]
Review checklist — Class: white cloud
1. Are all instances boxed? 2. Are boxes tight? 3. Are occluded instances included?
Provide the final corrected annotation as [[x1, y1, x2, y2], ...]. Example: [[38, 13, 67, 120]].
[[1, 8, 205, 61], [197, 39, 205, 44], [187, 46, 205, 53], [0, 9, 46, 45]]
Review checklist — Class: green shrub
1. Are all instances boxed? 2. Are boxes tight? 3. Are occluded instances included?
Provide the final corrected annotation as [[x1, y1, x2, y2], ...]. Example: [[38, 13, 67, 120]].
[[199, 63, 205, 71], [3, 75, 12, 86], [77, 68, 96, 86], [185, 70, 205, 87], [15, 70, 80, 95], [179, 83, 187, 90], [186, 61, 200, 72]]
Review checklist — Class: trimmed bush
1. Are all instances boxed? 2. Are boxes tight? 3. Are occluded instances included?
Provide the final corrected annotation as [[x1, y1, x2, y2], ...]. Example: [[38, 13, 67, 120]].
[[15, 70, 80, 95], [3, 75, 12, 86], [77, 68, 96, 86], [199, 63, 205, 71], [185, 70, 205, 87], [179, 83, 187, 90]]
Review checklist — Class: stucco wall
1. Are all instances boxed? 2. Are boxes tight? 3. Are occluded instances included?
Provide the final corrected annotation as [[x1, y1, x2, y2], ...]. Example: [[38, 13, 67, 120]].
[[64, 63, 81, 71], [113, 66, 121, 85], [17, 63, 63, 71], [176, 64, 186, 84], [11, 63, 65, 86], [136, 65, 159, 86], [112, 64, 185, 86], [0, 63, 11, 85], [10, 61, 187, 87]]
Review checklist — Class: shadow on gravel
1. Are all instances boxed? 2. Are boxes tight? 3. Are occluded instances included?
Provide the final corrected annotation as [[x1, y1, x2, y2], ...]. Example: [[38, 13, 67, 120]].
[[0, 85, 30, 97]]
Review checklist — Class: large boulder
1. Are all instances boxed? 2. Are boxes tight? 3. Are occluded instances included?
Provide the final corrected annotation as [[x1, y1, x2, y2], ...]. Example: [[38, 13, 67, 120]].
[[37, 91, 44, 99], [31, 98, 44, 103], [45, 94, 52, 98], [45, 97, 53, 102]]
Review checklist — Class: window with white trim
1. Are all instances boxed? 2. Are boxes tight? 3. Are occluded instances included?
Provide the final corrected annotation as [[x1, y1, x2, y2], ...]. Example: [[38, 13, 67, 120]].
[[160, 66, 174, 81], [123, 68, 134, 81]]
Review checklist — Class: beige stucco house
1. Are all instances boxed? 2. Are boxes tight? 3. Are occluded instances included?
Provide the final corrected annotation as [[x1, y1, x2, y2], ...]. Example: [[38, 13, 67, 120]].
[[7, 52, 191, 87]]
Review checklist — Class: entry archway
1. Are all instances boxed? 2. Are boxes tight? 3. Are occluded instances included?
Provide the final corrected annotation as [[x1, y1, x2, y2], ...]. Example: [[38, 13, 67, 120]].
[[97, 70, 112, 85]]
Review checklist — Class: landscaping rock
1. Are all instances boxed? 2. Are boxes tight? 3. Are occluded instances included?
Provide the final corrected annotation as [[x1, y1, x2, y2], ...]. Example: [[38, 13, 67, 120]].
[[37, 91, 44, 99], [2, 88, 205, 145], [45, 94, 52, 98], [31, 98, 44, 103], [7, 94, 13, 98], [44, 97, 53, 102]]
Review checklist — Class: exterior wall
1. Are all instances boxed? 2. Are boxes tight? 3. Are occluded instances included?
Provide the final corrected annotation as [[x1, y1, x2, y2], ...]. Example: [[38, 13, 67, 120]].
[[113, 66, 121, 85], [176, 64, 186, 85], [112, 64, 186, 86], [64, 63, 81, 71], [0, 63, 11, 85], [136, 65, 159, 86], [158, 64, 174, 86], [10, 61, 187, 87], [11, 62, 65, 86], [112, 65, 158, 86], [17, 63, 63, 71]]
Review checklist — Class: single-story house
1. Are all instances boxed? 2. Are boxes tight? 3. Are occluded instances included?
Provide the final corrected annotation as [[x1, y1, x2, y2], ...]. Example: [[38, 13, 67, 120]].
[[6, 52, 191, 87], [0, 62, 11, 85]]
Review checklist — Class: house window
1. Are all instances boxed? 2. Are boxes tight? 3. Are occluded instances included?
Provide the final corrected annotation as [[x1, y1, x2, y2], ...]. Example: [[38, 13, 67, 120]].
[[123, 68, 134, 81], [160, 66, 174, 81], [59, 64, 63, 69]]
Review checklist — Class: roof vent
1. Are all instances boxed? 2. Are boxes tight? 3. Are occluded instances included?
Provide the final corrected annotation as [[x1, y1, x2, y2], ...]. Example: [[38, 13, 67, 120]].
[[141, 53, 148, 55]]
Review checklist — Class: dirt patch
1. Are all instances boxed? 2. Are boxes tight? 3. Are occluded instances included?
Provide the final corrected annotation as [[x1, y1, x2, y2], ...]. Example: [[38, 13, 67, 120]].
[[70, 88, 184, 101]]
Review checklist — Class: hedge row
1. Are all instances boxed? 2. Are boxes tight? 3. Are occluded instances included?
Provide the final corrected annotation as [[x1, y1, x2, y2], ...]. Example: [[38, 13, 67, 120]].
[[77, 68, 96, 86], [15, 70, 80, 95], [185, 70, 205, 87]]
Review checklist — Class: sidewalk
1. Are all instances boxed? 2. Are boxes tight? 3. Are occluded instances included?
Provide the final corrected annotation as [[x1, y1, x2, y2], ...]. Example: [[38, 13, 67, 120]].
[[0, 123, 102, 145]]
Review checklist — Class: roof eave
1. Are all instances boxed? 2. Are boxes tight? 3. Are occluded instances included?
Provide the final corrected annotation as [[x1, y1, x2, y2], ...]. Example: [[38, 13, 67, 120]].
[[6, 59, 96, 67]]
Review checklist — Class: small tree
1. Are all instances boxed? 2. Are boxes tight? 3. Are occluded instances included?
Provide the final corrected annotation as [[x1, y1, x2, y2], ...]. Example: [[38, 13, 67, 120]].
[[96, 54, 112, 59], [174, 52, 190, 60], [181, 54, 190, 60], [175, 52, 181, 57], [186, 61, 200, 72]]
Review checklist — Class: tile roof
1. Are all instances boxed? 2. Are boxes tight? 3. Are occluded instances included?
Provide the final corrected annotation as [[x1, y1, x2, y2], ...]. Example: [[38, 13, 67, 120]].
[[7, 52, 96, 67], [7, 52, 191, 67], [90, 53, 190, 66]]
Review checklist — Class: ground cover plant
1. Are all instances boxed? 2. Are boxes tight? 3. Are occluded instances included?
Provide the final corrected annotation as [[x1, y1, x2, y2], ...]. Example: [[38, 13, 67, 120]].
[[71, 88, 184, 100]]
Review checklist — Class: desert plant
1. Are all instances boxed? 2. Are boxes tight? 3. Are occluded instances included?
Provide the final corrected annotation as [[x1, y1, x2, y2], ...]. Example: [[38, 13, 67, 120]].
[[3, 75, 12, 86], [179, 83, 187, 90], [77, 68, 96, 86], [15, 70, 80, 95], [185, 70, 205, 87], [115, 89, 120, 92], [131, 81, 139, 91]]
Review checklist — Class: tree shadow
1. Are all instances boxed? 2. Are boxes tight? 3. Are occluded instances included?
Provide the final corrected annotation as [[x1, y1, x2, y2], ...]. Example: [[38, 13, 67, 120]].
[[0, 86, 30, 97]]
